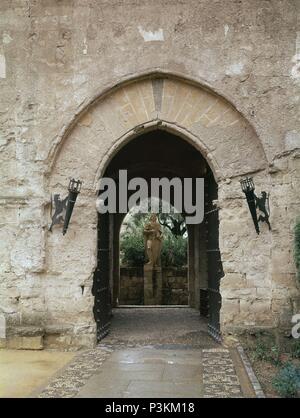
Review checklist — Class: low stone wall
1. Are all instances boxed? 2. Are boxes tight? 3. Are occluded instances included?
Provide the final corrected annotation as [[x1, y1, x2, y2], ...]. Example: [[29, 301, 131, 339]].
[[119, 266, 188, 305], [162, 267, 188, 305], [0, 323, 96, 351], [119, 267, 144, 305]]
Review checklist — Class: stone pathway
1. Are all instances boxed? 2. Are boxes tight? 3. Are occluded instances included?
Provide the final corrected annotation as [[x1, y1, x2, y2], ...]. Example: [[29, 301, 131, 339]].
[[37, 308, 257, 398], [202, 349, 242, 397], [102, 307, 219, 348], [76, 347, 245, 398]]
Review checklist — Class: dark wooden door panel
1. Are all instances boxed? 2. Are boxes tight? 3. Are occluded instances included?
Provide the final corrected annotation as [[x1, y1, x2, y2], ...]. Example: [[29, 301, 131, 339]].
[[92, 213, 111, 341], [203, 172, 223, 342]]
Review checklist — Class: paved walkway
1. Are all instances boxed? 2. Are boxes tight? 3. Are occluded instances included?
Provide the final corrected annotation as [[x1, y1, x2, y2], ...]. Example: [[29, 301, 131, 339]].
[[103, 307, 219, 348], [76, 347, 248, 398], [37, 308, 256, 398]]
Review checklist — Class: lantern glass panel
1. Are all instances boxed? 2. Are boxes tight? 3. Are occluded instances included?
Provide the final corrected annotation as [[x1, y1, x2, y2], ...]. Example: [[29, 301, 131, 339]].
[[68, 178, 82, 193], [240, 177, 255, 193]]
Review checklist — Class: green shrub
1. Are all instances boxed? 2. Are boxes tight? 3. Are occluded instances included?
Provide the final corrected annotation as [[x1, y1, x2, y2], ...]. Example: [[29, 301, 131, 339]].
[[291, 339, 300, 359], [253, 340, 281, 365], [120, 233, 146, 266], [295, 219, 300, 281], [161, 234, 187, 267], [272, 363, 300, 398]]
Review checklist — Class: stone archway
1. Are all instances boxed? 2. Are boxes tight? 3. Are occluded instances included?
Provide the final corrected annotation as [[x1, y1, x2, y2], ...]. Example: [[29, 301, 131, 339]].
[[47, 74, 270, 347], [49, 75, 267, 186], [93, 129, 219, 341]]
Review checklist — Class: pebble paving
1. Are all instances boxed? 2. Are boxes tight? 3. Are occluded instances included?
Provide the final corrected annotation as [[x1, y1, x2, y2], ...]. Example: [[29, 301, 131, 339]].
[[38, 348, 111, 398]]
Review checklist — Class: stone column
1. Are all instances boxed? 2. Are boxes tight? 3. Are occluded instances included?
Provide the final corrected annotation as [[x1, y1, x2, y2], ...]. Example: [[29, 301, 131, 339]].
[[144, 265, 163, 305]]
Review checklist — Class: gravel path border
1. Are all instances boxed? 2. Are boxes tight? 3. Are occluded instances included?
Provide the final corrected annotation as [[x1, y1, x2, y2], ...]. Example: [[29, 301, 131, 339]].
[[237, 345, 265, 398]]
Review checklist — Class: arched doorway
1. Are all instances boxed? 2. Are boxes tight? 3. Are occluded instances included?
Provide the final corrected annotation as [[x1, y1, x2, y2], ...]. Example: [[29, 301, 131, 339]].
[[48, 74, 268, 349], [92, 129, 223, 342]]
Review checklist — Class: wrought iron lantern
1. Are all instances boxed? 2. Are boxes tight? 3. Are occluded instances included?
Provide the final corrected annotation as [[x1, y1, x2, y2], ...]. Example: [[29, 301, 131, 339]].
[[62, 178, 82, 235], [240, 177, 271, 234]]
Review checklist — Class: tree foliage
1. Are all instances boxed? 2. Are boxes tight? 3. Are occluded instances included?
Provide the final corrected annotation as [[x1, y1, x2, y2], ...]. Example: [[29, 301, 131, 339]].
[[159, 213, 187, 237]]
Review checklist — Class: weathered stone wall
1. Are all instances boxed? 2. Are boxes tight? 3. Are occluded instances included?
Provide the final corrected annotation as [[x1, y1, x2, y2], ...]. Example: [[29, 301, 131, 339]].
[[119, 267, 188, 305], [119, 267, 144, 305], [0, 0, 299, 348], [162, 267, 188, 305]]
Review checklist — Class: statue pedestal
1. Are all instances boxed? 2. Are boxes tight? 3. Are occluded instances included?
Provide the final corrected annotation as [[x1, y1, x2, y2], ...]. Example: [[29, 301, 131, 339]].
[[144, 264, 163, 305]]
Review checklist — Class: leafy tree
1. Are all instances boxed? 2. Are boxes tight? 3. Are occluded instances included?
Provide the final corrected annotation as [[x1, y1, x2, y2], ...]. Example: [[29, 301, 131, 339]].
[[161, 232, 187, 267], [120, 232, 146, 266], [159, 213, 187, 237]]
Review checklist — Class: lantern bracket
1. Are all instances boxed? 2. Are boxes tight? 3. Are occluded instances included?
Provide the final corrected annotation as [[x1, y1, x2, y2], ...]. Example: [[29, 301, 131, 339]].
[[240, 177, 271, 234], [49, 178, 82, 234], [255, 191, 271, 231], [49, 194, 68, 232]]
